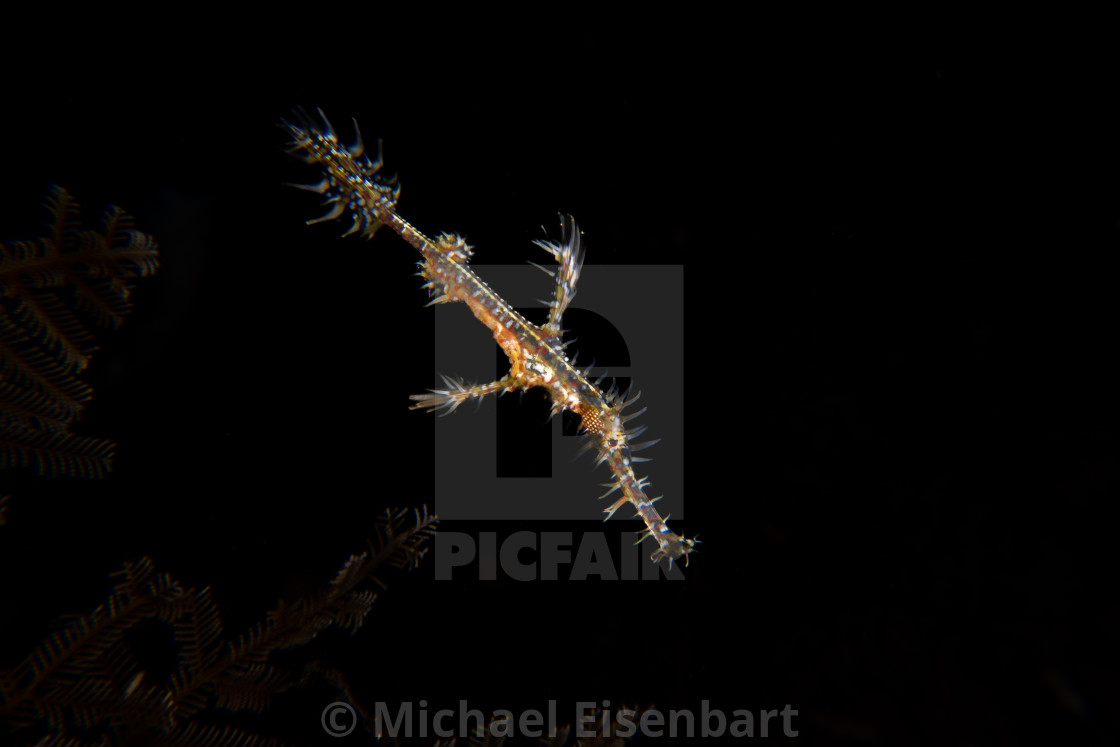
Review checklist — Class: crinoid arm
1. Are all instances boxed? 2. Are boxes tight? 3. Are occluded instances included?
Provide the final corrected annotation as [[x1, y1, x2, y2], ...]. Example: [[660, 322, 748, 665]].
[[0, 186, 158, 485]]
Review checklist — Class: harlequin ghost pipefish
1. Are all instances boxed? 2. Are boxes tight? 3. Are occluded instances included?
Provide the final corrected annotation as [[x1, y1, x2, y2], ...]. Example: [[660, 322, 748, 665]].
[[281, 109, 697, 567]]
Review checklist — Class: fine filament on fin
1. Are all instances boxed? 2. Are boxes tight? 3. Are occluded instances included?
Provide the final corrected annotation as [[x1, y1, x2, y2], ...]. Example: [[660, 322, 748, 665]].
[[281, 108, 697, 567]]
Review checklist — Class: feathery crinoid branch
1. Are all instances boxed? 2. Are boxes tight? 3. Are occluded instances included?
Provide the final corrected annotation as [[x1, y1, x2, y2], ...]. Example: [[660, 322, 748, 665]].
[[0, 185, 159, 484], [174, 507, 438, 720], [0, 507, 437, 745], [0, 557, 187, 735]]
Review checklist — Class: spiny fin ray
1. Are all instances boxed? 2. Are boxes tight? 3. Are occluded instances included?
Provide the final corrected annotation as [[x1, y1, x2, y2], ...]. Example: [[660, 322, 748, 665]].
[[409, 374, 516, 416], [533, 214, 585, 341]]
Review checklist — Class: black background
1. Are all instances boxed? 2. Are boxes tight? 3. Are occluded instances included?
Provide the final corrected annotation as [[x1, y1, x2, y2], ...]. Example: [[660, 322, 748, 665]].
[[1, 45, 1116, 745]]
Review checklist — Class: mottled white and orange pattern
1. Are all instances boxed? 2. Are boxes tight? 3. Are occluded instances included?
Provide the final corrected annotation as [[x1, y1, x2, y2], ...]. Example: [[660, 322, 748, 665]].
[[281, 109, 696, 567]]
